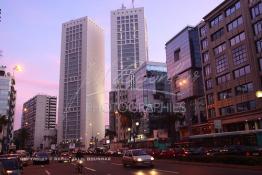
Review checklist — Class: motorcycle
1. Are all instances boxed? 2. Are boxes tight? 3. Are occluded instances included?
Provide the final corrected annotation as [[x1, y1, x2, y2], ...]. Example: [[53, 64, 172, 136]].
[[76, 159, 84, 173]]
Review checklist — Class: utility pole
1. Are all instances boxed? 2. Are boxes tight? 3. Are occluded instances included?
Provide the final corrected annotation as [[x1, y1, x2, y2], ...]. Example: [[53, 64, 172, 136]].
[[132, 0, 135, 8]]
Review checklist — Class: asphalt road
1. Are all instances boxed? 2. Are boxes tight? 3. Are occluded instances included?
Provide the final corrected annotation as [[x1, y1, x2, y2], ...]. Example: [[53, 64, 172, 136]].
[[24, 157, 262, 175]]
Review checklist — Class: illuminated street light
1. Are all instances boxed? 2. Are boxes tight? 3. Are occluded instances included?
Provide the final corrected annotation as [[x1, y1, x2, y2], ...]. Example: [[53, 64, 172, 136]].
[[127, 128, 131, 132], [135, 122, 139, 126], [23, 108, 28, 112], [14, 65, 23, 72], [256, 91, 262, 98], [13, 65, 23, 76]]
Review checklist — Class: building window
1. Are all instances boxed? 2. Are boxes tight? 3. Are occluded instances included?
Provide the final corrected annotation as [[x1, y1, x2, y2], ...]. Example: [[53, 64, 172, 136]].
[[235, 82, 253, 95], [226, 1, 241, 16], [211, 28, 224, 41], [260, 58, 262, 70], [236, 101, 256, 112], [206, 79, 213, 90], [174, 49, 180, 62], [200, 25, 207, 37], [251, 2, 262, 19], [216, 55, 228, 73], [207, 94, 214, 105], [203, 52, 209, 63], [210, 14, 223, 27], [217, 73, 231, 85], [232, 45, 247, 65], [201, 39, 208, 50], [256, 39, 262, 53], [208, 108, 216, 118], [234, 65, 251, 78], [227, 16, 243, 31], [230, 32, 245, 46], [218, 89, 232, 100], [254, 20, 262, 35], [204, 65, 211, 76], [220, 105, 235, 116], [214, 43, 226, 55]]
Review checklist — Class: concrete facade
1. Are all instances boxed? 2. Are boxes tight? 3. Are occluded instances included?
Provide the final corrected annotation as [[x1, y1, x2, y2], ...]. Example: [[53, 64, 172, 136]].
[[57, 17, 105, 148], [21, 95, 56, 150]]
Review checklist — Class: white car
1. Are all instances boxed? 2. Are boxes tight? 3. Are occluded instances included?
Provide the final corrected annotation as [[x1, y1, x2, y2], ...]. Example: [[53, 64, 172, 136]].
[[122, 149, 154, 167]]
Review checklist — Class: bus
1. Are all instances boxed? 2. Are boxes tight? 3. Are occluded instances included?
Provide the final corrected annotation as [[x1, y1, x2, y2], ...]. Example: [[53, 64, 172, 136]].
[[188, 129, 262, 147]]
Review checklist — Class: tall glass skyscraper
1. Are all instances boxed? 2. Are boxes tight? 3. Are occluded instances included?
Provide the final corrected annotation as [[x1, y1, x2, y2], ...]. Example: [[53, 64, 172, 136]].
[[57, 17, 105, 148], [111, 5, 148, 89]]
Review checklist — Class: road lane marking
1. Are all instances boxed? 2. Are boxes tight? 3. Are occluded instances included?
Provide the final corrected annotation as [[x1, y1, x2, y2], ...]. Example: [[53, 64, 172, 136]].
[[45, 170, 51, 175], [84, 167, 96, 172], [155, 169, 179, 174], [111, 163, 122, 166]]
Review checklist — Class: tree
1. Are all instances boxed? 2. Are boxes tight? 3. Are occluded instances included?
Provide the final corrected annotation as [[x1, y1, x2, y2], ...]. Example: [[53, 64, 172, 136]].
[[0, 115, 8, 133], [13, 128, 29, 150]]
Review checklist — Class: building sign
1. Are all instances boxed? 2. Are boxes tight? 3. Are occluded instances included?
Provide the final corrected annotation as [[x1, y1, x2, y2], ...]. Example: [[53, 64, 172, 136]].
[[214, 120, 222, 130], [153, 129, 168, 139]]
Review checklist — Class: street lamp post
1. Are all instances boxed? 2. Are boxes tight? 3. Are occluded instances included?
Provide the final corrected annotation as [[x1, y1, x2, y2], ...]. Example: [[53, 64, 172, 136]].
[[12, 65, 23, 77], [134, 122, 139, 143], [127, 127, 131, 143], [89, 123, 93, 138]]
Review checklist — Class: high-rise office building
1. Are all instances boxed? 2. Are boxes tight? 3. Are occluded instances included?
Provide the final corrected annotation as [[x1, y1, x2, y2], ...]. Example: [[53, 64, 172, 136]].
[[198, 0, 262, 134], [0, 66, 16, 153], [57, 17, 105, 148], [111, 5, 148, 89], [21, 95, 56, 149], [166, 26, 207, 141]]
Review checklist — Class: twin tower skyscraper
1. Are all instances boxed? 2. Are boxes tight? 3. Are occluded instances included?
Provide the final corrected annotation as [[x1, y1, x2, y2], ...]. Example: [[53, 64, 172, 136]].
[[57, 5, 148, 148]]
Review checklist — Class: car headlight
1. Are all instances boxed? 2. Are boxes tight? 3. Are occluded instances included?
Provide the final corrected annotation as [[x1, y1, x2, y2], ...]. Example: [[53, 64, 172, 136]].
[[137, 158, 142, 162], [151, 157, 154, 161], [6, 170, 13, 174]]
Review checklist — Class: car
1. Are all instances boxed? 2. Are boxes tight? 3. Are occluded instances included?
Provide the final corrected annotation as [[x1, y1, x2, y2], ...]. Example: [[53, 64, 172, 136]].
[[94, 147, 106, 156], [0, 157, 23, 175], [105, 150, 115, 156], [158, 149, 175, 159], [148, 149, 161, 158], [223, 145, 255, 156], [190, 147, 208, 156], [32, 152, 49, 165], [15, 151, 30, 166], [0, 154, 24, 168], [59, 152, 72, 163], [122, 149, 154, 167]]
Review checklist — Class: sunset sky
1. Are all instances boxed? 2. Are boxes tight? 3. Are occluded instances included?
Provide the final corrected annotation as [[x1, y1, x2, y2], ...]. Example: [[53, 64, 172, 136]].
[[0, 0, 223, 130]]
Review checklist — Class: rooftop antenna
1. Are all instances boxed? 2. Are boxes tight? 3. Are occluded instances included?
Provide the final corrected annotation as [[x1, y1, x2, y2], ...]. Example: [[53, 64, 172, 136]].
[[121, 3, 126, 9], [132, 0, 135, 8]]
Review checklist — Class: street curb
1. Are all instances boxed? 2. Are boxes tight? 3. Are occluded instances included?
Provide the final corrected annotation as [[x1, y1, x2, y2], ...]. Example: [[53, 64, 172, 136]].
[[155, 159, 262, 171]]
